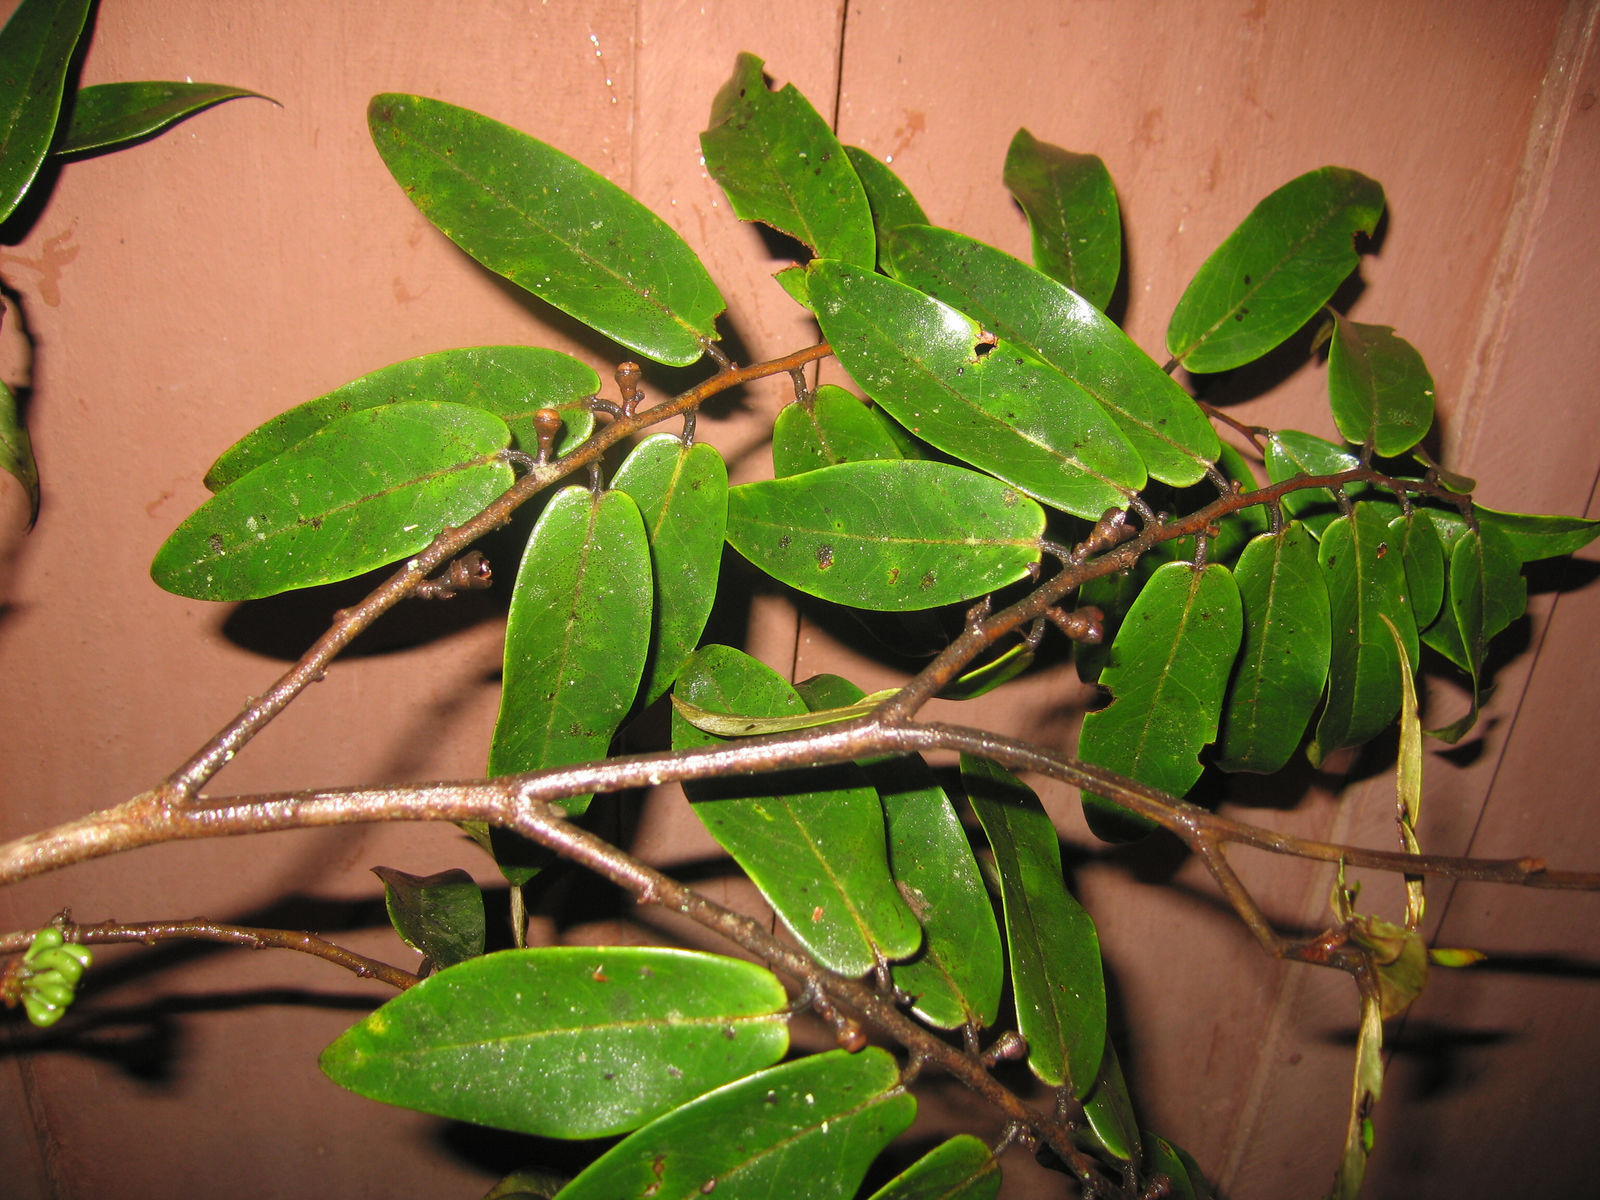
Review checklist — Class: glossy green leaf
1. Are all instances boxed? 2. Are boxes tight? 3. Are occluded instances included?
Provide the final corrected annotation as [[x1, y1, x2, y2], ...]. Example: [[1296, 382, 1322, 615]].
[[1078, 562, 1244, 839], [772, 384, 906, 476], [1391, 510, 1446, 630], [885, 224, 1219, 486], [1146, 1135, 1207, 1200], [0, 378, 38, 527], [56, 82, 274, 156], [672, 646, 921, 975], [0, 0, 91, 224], [866, 1135, 1001, 1200], [1167, 167, 1384, 372], [845, 145, 928, 274], [1422, 524, 1524, 742], [1216, 523, 1331, 773], [962, 756, 1106, 1094], [1002, 128, 1120, 310], [1078, 1041, 1141, 1164], [1327, 314, 1435, 456], [612, 434, 728, 706], [555, 1049, 914, 1200], [1309, 504, 1419, 764], [372, 866, 485, 969], [726, 460, 1045, 611], [369, 93, 723, 366], [320, 947, 789, 1138], [1473, 504, 1600, 562], [151, 402, 512, 601], [809, 260, 1146, 515], [1263, 429, 1370, 536], [206, 347, 598, 491], [488, 487, 652, 819], [700, 54, 873, 268]]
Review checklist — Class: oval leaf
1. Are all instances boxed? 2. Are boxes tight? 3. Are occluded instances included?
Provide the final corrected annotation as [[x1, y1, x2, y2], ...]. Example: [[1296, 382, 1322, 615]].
[[371, 866, 485, 970], [1079, 1042, 1142, 1164], [369, 93, 723, 366], [319, 947, 789, 1138], [206, 346, 598, 491], [1391, 509, 1446, 630], [1421, 523, 1524, 742], [1327, 314, 1435, 456], [612, 434, 729, 706], [844, 145, 929, 274], [1473, 504, 1600, 562], [488, 487, 652, 817], [726, 460, 1044, 611], [962, 756, 1106, 1095], [809, 261, 1146, 515], [1167, 167, 1384, 372], [772, 384, 907, 476], [0, 0, 91, 223], [1002, 128, 1120, 310], [555, 1048, 915, 1200], [56, 81, 274, 156], [1263, 429, 1371, 536], [672, 646, 921, 976], [151, 402, 513, 601], [885, 223, 1219, 486], [1077, 562, 1244, 840], [866, 1135, 1001, 1200]]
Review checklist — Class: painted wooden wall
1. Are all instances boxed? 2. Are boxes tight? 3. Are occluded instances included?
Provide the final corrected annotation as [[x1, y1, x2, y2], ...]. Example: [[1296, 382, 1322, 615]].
[[2, 2, 1597, 1196]]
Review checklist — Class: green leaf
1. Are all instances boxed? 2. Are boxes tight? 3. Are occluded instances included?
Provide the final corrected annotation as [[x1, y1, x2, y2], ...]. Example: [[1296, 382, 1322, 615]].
[[1143, 440, 1267, 570], [369, 93, 723, 366], [1078, 562, 1244, 840], [55, 82, 274, 156], [372, 866, 485, 969], [1078, 1041, 1142, 1164], [1145, 1135, 1208, 1200], [700, 53, 873, 268], [1309, 503, 1419, 764], [962, 757, 1106, 1095], [1167, 167, 1384, 372], [865, 1135, 1001, 1200], [1391, 510, 1446, 630], [205, 346, 598, 491], [151, 402, 513, 601], [672, 646, 921, 975], [319, 947, 789, 1139], [885, 224, 1219, 486], [554, 1048, 915, 1200], [484, 1168, 567, 1200], [1326, 314, 1435, 456], [726, 460, 1044, 611], [1422, 523, 1524, 742], [1216, 523, 1331, 773], [809, 260, 1146, 515], [1263, 429, 1368, 537], [488, 487, 652, 819], [1473, 504, 1600, 562], [1002, 128, 1120, 310], [0, 378, 38, 526], [612, 435, 728, 706], [0, 0, 91, 224], [844, 145, 928, 274], [772, 384, 906, 476], [672, 688, 897, 737]]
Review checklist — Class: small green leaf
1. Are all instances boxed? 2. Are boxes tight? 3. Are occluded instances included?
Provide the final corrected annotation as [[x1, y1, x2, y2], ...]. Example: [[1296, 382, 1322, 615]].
[[671, 688, 897, 737], [0, 379, 39, 526], [1422, 523, 1524, 742], [372, 866, 486, 969], [151, 402, 513, 601], [484, 1168, 567, 1200], [772, 384, 906, 476], [1473, 504, 1600, 562], [488, 487, 652, 818], [1002, 128, 1120, 310], [55, 82, 274, 156], [1167, 167, 1384, 372], [809, 260, 1146, 515], [962, 756, 1106, 1095], [319, 947, 790, 1139], [726, 460, 1044, 611], [700, 54, 874, 268], [1145, 1135, 1208, 1200], [865, 1135, 1001, 1200], [369, 93, 723, 366], [1078, 562, 1244, 840], [672, 646, 921, 976], [1216, 524, 1331, 773], [1391, 510, 1446, 630], [1263, 429, 1369, 537], [206, 347, 598, 491], [612, 435, 729, 705], [554, 1049, 915, 1200], [1309, 504, 1418, 763], [0, 0, 91, 224], [844, 145, 928, 274], [1078, 1041, 1142, 1164], [1326, 314, 1435, 456], [885, 224, 1219, 487]]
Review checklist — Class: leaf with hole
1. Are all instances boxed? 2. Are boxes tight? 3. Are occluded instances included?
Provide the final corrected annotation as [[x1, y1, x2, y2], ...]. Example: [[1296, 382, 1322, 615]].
[[206, 347, 598, 490], [809, 260, 1146, 515], [726, 460, 1044, 611], [372, 866, 485, 970], [151, 402, 513, 601], [1002, 128, 1120, 310], [319, 947, 789, 1138], [1167, 167, 1383, 372], [369, 93, 723, 366], [865, 1134, 1001, 1200], [56, 82, 274, 156], [0, 0, 91, 223], [1327, 314, 1435, 456], [772, 384, 907, 476]]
